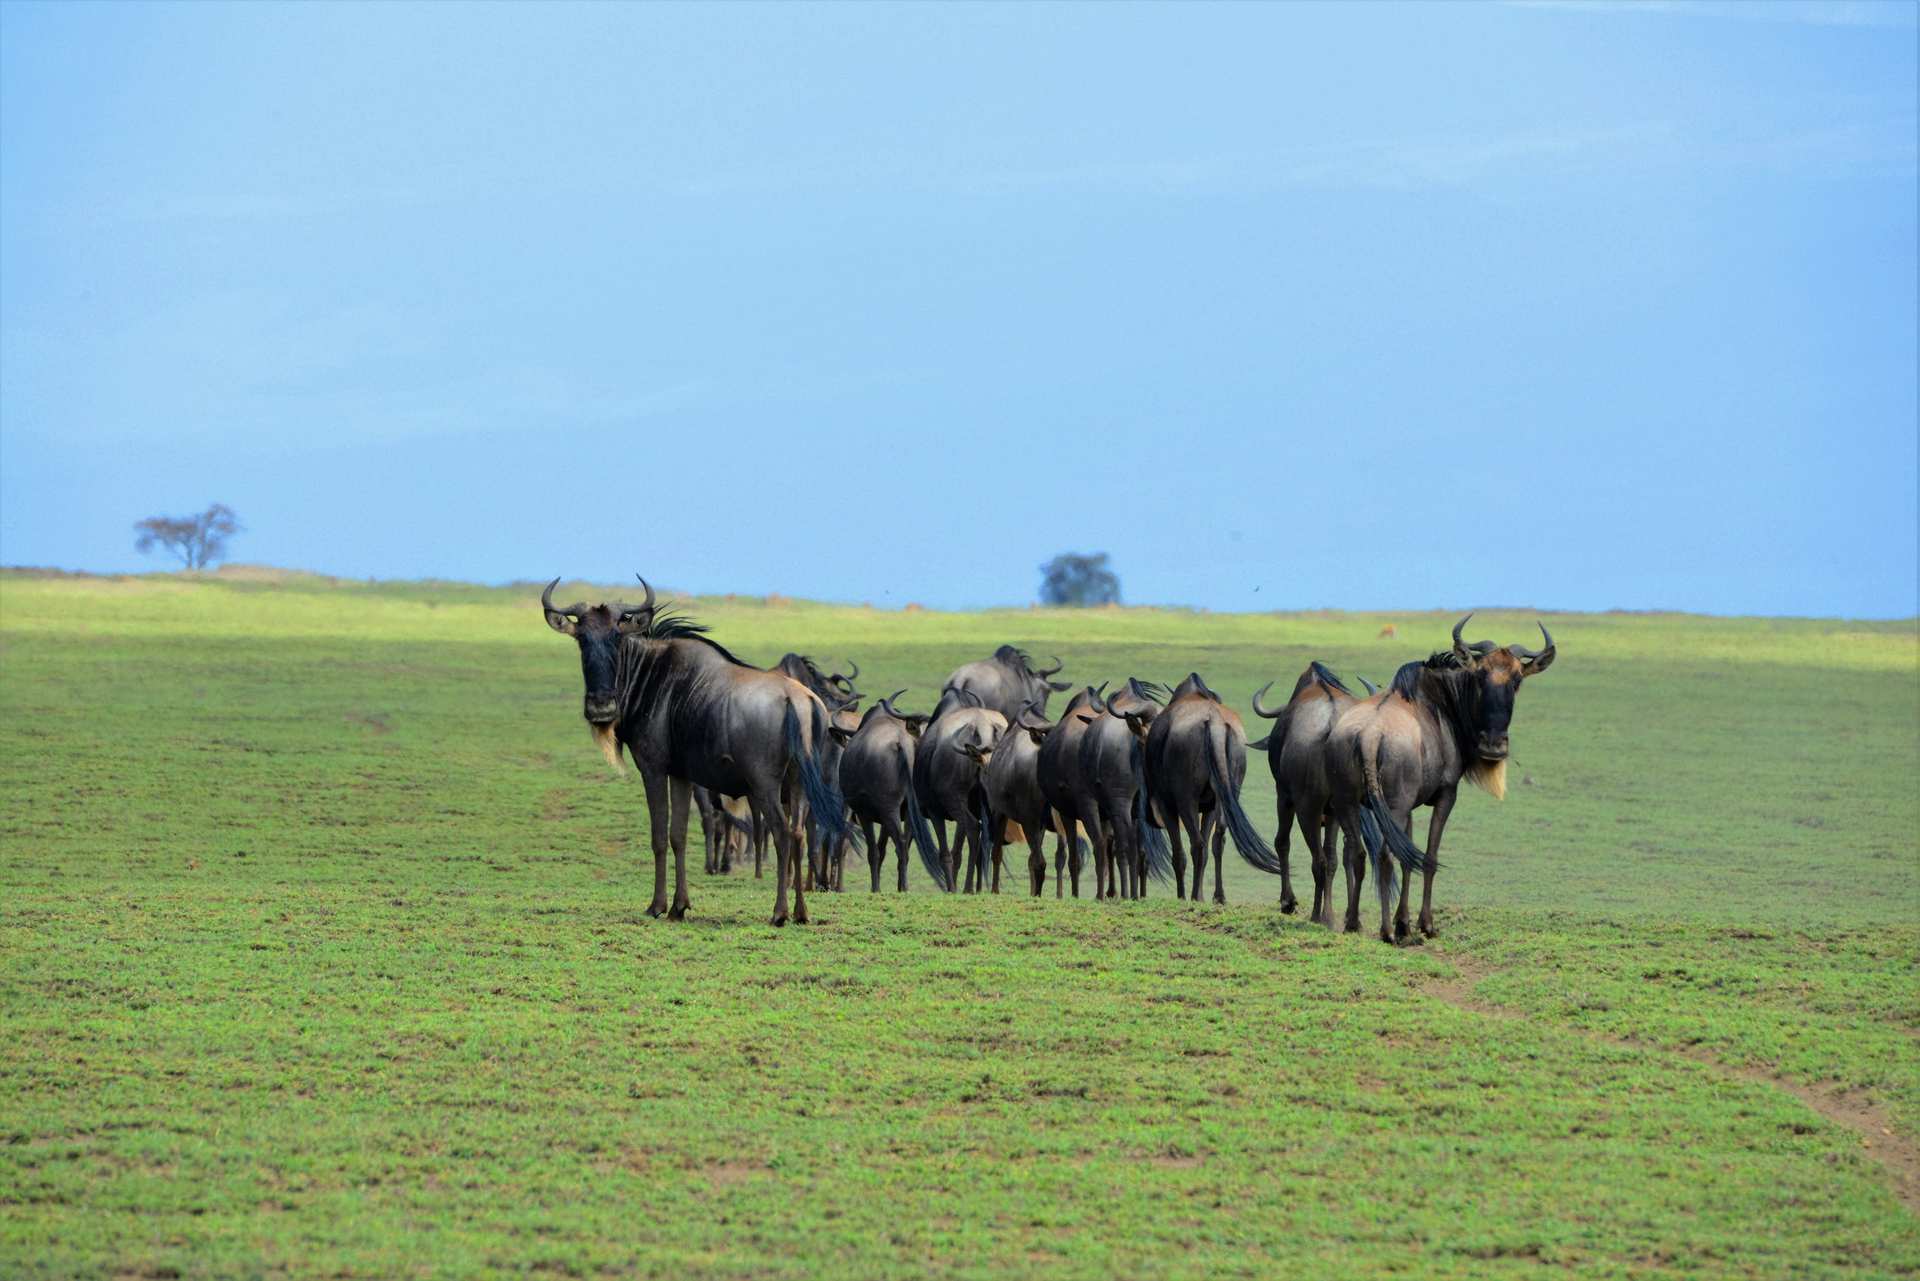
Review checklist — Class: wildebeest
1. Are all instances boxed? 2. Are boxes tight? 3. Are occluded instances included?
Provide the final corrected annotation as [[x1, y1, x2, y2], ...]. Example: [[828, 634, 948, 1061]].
[[777, 653, 860, 707], [1035, 685, 1108, 899], [1326, 615, 1557, 942], [832, 692, 945, 892], [1143, 672, 1280, 904], [937, 646, 1069, 722], [1251, 661, 1368, 923], [982, 701, 1065, 895], [1073, 678, 1173, 900], [913, 689, 1008, 892], [541, 576, 856, 926]]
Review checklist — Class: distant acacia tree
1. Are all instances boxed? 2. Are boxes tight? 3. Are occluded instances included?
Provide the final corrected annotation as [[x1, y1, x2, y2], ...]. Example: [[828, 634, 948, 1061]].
[[1039, 552, 1121, 607], [134, 503, 242, 570]]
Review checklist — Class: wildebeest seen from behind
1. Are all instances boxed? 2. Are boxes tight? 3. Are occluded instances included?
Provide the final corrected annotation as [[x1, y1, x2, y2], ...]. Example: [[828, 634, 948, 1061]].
[[938, 646, 1069, 723], [1251, 661, 1367, 924], [983, 701, 1065, 896], [1074, 678, 1173, 901], [1035, 685, 1107, 899], [1326, 615, 1557, 943], [541, 576, 856, 926], [913, 689, 1008, 892], [832, 692, 945, 892], [1144, 672, 1281, 904], [777, 653, 861, 708]]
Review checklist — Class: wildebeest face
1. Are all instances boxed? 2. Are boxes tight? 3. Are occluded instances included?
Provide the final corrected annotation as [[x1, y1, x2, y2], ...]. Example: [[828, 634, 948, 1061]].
[[1453, 621, 1555, 762], [542, 577, 651, 726]]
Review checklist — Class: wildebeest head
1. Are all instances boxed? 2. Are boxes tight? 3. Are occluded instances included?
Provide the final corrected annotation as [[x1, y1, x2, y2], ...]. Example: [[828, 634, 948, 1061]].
[[993, 645, 1070, 705], [542, 576, 655, 726], [1443, 614, 1557, 763]]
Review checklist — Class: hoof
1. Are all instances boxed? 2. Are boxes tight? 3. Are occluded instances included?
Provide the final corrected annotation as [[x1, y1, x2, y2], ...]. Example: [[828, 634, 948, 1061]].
[[645, 902, 668, 919], [668, 902, 689, 921], [1420, 923, 1438, 939], [1280, 895, 1298, 914], [1394, 919, 1410, 940]]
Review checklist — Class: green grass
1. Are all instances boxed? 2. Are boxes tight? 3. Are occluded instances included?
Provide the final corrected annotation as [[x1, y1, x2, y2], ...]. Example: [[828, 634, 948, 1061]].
[[2, 570, 1916, 1278]]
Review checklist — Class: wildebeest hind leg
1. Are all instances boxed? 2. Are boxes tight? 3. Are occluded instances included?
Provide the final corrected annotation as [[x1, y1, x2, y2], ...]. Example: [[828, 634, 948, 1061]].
[[1335, 811, 1367, 933], [1210, 816, 1227, 904], [1419, 788, 1456, 938], [1391, 806, 1417, 941], [1166, 818, 1188, 901], [1048, 813, 1074, 899]]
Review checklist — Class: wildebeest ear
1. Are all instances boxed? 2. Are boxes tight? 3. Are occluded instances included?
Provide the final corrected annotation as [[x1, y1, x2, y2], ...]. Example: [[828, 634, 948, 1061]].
[[545, 610, 578, 636], [1047, 680, 1072, 692], [959, 742, 993, 763], [1024, 726, 1051, 745], [615, 609, 650, 635], [1075, 712, 1096, 724], [1512, 622, 1556, 678], [828, 725, 855, 745]]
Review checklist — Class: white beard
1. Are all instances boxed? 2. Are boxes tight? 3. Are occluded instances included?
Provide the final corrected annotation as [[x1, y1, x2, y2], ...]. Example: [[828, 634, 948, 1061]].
[[589, 722, 626, 777]]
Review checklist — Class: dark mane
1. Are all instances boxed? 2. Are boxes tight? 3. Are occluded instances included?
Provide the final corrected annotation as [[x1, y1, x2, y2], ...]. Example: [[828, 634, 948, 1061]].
[[631, 607, 755, 668], [993, 644, 1036, 672], [1307, 661, 1352, 696]]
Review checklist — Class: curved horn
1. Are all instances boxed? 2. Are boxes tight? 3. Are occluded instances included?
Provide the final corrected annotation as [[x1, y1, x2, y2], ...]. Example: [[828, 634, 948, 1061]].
[[541, 577, 587, 616], [1358, 675, 1379, 696], [634, 574, 656, 613], [1452, 612, 1475, 659], [1035, 655, 1064, 677], [842, 659, 859, 682], [1511, 622, 1557, 671], [1250, 680, 1284, 719], [879, 690, 910, 718], [958, 686, 984, 708]]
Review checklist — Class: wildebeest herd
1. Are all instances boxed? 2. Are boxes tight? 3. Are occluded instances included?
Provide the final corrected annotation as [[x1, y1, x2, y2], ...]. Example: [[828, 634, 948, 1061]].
[[542, 577, 1556, 942]]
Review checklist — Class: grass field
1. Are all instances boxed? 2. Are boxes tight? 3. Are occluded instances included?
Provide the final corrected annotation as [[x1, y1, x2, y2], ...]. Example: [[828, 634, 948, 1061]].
[[2, 569, 1916, 1278]]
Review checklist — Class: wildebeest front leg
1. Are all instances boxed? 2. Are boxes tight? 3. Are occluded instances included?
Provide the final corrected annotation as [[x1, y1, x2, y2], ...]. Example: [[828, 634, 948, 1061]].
[[667, 776, 694, 918], [641, 771, 672, 918], [1419, 787, 1456, 938], [1274, 797, 1298, 915]]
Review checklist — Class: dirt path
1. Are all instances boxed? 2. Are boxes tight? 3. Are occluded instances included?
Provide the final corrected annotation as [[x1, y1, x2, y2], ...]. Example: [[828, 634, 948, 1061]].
[[1424, 946, 1920, 1216]]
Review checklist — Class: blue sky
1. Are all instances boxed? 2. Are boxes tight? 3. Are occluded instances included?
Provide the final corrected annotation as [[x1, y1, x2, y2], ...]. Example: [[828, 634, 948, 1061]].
[[2, 1, 1914, 616]]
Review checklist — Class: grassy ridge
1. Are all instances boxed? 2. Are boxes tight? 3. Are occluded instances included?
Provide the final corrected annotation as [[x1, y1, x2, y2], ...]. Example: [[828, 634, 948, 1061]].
[[1, 572, 1915, 1278]]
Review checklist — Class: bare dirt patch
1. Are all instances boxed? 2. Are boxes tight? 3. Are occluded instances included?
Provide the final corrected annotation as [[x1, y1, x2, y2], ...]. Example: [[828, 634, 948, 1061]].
[[1425, 946, 1920, 1215]]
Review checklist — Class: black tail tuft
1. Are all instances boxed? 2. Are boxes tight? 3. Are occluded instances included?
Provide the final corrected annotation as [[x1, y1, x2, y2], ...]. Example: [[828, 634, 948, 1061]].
[[787, 701, 859, 853], [1356, 791, 1429, 909], [897, 742, 948, 891], [1128, 738, 1174, 885], [1204, 722, 1283, 875]]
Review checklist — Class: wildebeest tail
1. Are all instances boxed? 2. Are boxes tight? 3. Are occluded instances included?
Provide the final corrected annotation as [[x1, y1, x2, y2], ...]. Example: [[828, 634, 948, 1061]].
[[1204, 719, 1283, 875], [1249, 733, 1272, 751], [896, 741, 948, 891], [788, 700, 859, 852], [1352, 733, 1428, 907], [1128, 737, 1173, 884]]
